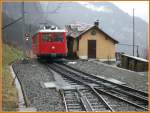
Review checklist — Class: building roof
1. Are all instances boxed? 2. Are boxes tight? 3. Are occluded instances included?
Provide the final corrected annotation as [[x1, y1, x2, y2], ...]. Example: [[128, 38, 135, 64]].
[[66, 24, 118, 44], [65, 24, 92, 38]]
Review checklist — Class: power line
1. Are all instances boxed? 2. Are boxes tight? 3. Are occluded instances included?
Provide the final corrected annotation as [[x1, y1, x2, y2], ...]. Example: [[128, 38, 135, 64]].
[[118, 43, 139, 57], [2, 17, 23, 30], [118, 43, 138, 47]]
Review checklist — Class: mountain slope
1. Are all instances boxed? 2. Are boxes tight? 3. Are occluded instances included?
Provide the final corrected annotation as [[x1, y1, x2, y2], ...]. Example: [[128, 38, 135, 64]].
[[2, 2, 58, 49], [41, 2, 148, 58], [2, 2, 148, 58]]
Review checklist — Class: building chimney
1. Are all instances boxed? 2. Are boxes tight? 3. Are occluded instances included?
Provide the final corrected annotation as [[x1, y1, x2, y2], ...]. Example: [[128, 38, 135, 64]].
[[94, 20, 99, 27]]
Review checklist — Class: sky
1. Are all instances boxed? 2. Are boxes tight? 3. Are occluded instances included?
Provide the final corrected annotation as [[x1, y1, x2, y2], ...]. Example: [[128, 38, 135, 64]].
[[40, 1, 149, 22], [109, 1, 149, 22], [77, 1, 148, 22]]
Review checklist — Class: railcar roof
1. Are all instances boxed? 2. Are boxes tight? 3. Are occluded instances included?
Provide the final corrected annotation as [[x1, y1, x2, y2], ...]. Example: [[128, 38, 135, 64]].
[[39, 29, 66, 33]]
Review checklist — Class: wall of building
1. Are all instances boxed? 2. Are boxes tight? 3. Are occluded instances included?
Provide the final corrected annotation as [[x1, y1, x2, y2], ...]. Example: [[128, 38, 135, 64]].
[[121, 55, 148, 72], [78, 28, 116, 60]]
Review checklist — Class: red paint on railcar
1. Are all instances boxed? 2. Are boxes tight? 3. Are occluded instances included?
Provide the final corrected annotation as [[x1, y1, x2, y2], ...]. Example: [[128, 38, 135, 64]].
[[32, 29, 67, 58]]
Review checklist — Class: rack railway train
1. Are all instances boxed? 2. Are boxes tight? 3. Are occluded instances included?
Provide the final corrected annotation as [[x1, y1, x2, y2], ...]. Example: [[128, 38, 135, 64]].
[[32, 26, 68, 58]]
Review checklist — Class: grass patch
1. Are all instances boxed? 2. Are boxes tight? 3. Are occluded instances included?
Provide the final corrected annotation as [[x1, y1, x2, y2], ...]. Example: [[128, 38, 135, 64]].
[[2, 44, 23, 111]]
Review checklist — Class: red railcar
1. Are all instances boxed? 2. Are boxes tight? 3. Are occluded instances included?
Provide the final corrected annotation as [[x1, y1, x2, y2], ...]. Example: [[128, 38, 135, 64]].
[[32, 27, 67, 58]]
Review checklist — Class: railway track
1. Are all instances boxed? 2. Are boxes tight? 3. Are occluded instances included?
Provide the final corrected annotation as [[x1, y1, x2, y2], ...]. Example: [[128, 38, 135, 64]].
[[60, 89, 85, 111], [59, 63, 148, 98], [95, 86, 148, 109], [94, 87, 147, 111], [56, 63, 148, 99], [60, 88, 114, 112], [78, 87, 113, 111], [47, 63, 148, 111]]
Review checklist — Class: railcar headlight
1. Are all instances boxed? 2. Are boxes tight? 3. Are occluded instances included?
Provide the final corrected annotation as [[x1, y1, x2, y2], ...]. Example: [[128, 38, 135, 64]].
[[52, 46, 55, 49]]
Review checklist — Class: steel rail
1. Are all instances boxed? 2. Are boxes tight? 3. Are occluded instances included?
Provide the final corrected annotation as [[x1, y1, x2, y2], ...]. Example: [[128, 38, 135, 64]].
[[89, 86, 114, 112], [76, 88, 93, 111], [95, 88, 148, 111], [48, 63, 148, 111], [52, 63, 148, 104], [59, 89, 68, 112], [103, 86, 148, 102], [54, 63, 148, 109], [62, 89, 87, 111], [54, 63, 148, 102], [48, 64, 114, 112], [107, 89, 148, 108], [58, 63, 148, 97]]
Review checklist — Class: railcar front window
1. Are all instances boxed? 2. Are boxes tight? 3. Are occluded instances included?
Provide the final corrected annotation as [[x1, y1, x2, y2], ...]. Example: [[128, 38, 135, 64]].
[[54, 33, 63, 42], [43, 33, 52, 42], [42, 33, 64, 42]]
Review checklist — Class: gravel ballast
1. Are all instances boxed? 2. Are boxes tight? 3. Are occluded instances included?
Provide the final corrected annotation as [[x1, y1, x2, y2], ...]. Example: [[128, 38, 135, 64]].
[[66, 60, 148, 92], [12, 59, 65, 111], [11, 58, 148, 111]]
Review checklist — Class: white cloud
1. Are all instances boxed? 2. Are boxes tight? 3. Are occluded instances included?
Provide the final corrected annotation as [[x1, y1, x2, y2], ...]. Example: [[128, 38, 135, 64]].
[[40, 1, 148, 22], [77, 1, 112, 13]]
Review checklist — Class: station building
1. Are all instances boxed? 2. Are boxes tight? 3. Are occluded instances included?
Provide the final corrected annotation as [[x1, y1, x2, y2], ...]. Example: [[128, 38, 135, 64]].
[[66, 21, 118, 61]]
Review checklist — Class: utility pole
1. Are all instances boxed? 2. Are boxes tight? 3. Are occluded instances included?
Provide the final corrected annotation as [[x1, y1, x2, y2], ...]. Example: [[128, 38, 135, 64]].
[[22, 2, 26, 58], [137, 45, 139, 57], [133, 8, 135, 56]]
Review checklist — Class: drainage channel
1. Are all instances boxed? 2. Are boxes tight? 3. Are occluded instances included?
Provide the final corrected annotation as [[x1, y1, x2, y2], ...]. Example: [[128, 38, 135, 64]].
[[11, 65, 37, 111]]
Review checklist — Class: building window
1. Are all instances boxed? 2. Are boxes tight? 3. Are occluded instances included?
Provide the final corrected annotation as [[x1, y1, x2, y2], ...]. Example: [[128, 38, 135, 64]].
[[105, 36, 108, 40], [91, 30, 96, 35]]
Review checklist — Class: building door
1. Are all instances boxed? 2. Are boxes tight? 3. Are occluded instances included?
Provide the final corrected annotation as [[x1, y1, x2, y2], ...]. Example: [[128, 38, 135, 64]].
[[88, 40, 96, 58]]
